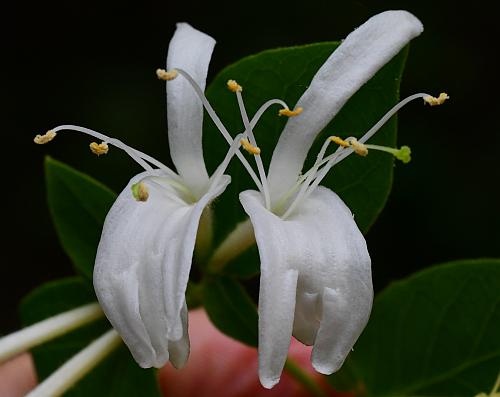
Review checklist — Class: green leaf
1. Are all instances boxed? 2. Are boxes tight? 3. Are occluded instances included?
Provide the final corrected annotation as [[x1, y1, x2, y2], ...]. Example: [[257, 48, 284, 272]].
[[330, 259, 500, 396], [20, 278, 161, 397], [202, 276, 258, 346], [203, 43, 409, 275], [45, 157, 117, 279]]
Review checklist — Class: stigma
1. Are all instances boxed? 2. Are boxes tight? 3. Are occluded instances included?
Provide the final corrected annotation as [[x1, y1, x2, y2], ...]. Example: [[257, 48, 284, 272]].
[[131, 182, 149, 202], [156, 69, 178, 81], [34, 130, 57, 144], [89, 142, 109, 156], [423, 92, 449, 106], [240, 138, 261, 155]]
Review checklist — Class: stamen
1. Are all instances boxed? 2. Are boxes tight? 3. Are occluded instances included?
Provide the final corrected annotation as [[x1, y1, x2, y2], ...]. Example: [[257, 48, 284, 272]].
[[234, 87, 272, 209], [34, 130, 57, 144], [45, 125, 178, 176], [347, 138, 368, 156], [280, 90, 447, 216], [305, 91, 446, 177], [208, 134, 244, 194], [423, 92, 449, 106], [227, 79, 242, 93], [281, 136, 343, 219], [249, 99, 290, 129], [89, 141, 109, 156], [330, 136, 350, 148], [174, 68, 264, 194], [279, 107, 303, 117], [240, 138, 261, 155], [156, 68, 178, 81], [131, 182, 149, 202]]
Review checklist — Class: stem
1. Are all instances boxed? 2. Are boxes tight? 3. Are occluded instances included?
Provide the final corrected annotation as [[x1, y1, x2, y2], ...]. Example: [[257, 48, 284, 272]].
[[284, 358, 329, 397], [0, 303, 103, 363], [26, 329, 122, 397], [194, 206, 214, 264], [207, 219, 256, 273]]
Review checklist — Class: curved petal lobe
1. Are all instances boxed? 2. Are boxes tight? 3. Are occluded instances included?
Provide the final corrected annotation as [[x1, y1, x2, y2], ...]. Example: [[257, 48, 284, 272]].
[[240, 187, 373, 386], [267, 10, 423, 202], [167, 23, 215, 195], [93, 170, 230, 368]]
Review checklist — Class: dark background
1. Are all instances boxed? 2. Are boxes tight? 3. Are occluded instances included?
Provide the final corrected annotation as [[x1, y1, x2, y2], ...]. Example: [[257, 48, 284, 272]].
[[3, 0, 498, 333]]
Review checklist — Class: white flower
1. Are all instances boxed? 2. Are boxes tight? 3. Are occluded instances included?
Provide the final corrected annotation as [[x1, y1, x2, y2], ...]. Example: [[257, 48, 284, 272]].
[[221, 10, 436, 388], [23, 13, 448, 393], [32, 23, 273, 370]]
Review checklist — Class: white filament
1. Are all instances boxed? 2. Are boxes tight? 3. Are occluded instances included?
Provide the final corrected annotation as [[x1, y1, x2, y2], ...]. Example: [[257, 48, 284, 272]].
[[51, 125, 178, 178], [209, 134, 244, 191], [174, 68, 264, 193], [284, 93, 431, 211], [236, 91, 271, 209]]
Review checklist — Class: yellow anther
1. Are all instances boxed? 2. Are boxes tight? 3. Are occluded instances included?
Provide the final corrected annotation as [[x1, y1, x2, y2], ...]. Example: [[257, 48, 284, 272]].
[[156, 68, 178, 81], [329, 136, 350, 148], [423, 92, 449, 106], [89, 141, 109, 156], [348, 138, 368, 157], [227, 80, 242, 93], [278, 107, 303, 117], [34, 130, 57, 145], [240, 138, 261, 155], [131, 182, 149, 202]]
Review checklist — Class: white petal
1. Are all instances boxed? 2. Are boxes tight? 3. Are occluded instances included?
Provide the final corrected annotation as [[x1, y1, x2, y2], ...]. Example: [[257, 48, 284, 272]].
[[240, 187, 373, 384], [167, 301, 190, 369], [93, 170, 229, 368], [167, 23, 215, 195], [267, 11, 423, 202]]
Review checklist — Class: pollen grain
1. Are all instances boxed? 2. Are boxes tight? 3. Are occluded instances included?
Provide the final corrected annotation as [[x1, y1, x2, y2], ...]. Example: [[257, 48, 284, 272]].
[[227, 80, 242, 93], [156, 69, 178, 81], [240, 138, 261, 155], [89, 142, 109, 156], [34, 130, 57, 145], [330, 136, 350, 148], [423, 92, 449, 106], [278, 107, 303, 117]]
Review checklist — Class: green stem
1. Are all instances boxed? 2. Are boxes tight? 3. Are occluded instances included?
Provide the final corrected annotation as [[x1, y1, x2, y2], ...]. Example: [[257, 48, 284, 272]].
[[284, 358, 329, 397], [207, 219, 255, 273]]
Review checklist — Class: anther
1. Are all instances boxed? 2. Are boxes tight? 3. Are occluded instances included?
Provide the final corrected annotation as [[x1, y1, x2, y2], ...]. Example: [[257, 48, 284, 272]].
[[34, 130, 57, 145], [89, 142, 109, 156], [330, 136, 350, 148], [423, 92, 449, 106], [131, 182, 149, 202], [227, 80, 242, 93], [240, 138, 261, 155], [156, 69, 178, 81], [278, 107, 303, 117], [348, 138, 368, 156]]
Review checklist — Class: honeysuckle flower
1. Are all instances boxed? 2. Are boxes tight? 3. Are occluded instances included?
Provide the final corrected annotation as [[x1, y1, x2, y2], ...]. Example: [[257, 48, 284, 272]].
[[206, 10, 447, 388], [1, 12, 449, 396], [26, 21, 301, 387], [30, 22, 258, 372]]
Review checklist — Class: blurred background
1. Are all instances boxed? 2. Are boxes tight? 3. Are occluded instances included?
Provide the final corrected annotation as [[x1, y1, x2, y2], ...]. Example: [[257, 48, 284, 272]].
[[3, 0, 498, 333]]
